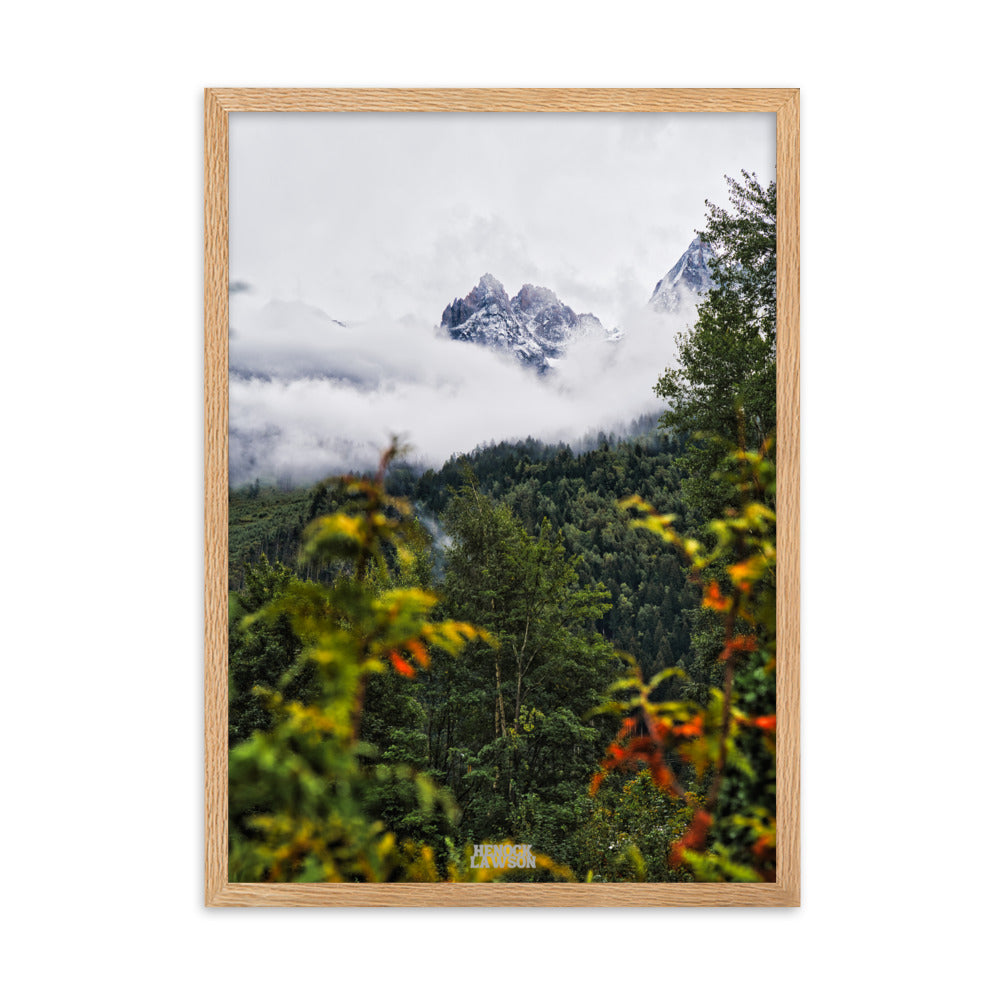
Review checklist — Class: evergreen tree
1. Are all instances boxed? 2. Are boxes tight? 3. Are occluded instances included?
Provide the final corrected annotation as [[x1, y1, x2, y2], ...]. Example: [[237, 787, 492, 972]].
[[432, 480, 623, 871], [228, 555, 310, 746], [654, 170, 777, 523]]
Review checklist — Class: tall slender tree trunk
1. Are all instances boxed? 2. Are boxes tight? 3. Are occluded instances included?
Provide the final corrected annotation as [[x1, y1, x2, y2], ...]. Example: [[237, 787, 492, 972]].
[[491, 597, 507, 738], [494, 646, 506, 738]]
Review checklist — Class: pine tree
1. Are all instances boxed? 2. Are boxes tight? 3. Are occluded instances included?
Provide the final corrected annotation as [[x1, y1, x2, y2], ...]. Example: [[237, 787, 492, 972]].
[[654, 170, 777, 524]]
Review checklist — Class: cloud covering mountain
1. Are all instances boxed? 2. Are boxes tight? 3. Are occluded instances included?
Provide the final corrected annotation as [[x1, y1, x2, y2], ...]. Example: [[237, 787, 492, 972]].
[[228, 279, 697, 485]]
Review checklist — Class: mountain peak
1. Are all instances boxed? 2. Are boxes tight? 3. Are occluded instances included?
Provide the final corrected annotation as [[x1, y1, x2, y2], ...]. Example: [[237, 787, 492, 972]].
[[441, 274, 510, 330], [441, 276, 612, 374], [476, 273, 506, 297], [649, 237, 717, 312], [513, 284, 561, 315]]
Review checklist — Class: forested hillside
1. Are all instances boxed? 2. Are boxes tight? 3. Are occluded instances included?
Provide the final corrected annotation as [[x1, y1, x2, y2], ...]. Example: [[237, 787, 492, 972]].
[[231, 427, 701, 672]]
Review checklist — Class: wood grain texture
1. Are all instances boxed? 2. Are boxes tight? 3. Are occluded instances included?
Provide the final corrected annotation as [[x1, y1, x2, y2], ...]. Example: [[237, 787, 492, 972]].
[[209, 88, 797, 113], [211, 881, 797, 907], [204, 88, 800, 907], [775, 91, 801, 906], [204, 88, 229, 907]]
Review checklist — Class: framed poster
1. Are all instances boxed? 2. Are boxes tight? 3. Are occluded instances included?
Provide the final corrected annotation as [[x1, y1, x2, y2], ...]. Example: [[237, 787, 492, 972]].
[[205, 88, 799, 906]]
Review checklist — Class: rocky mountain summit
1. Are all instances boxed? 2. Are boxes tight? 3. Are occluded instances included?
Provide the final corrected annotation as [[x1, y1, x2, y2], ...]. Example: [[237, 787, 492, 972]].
[[439, 238, 717, 372], [649, 237, 717, 312], [441, 274, 613, 374]]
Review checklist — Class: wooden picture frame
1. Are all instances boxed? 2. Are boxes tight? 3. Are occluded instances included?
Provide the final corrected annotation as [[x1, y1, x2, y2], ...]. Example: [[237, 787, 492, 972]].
[[205, 88, 799, 906]]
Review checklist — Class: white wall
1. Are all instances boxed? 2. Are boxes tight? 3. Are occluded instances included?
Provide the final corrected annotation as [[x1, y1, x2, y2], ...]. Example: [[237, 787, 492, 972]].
[[3, 3, 997, 997]]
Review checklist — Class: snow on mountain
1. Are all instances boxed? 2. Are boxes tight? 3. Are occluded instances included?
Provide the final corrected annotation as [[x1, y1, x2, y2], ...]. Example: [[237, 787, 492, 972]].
[[648, 237, 717, 313], [441, 274, 614, 373]]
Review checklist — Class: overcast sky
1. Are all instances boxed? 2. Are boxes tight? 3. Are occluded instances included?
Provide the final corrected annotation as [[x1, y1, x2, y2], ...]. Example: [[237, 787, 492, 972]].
[[228, 112, 776, 483], [230, 112, 775, 329]]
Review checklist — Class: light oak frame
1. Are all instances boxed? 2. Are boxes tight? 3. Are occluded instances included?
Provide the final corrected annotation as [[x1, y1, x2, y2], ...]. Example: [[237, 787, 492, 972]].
[[205, 88, 800, 907]]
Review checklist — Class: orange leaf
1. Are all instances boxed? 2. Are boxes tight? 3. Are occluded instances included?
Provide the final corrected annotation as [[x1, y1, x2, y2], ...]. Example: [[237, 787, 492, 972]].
[[389, 651, 415, 678], [673, 716, 703, 738], [753, 715, 777, 732], [669, 809, 713, 866], [728, 560, 757, 585], [650, 760, 678, 794], [703, 581, 729, 611], [405, 639, 429, 668], [721, 635, 757, 661]]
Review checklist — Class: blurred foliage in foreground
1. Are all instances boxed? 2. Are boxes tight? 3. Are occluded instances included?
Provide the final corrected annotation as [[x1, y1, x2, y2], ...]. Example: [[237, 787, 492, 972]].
[[592, 441, 777, 881], [229, 447, 573, 882]]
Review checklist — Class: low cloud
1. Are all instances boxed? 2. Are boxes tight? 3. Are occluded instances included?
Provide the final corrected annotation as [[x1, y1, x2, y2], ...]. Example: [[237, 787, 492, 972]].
[[228, 294, 696, 485]]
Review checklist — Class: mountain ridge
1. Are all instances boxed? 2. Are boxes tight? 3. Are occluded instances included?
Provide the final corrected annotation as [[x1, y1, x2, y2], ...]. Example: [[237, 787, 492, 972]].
[[648, 236, 717, 313], [441, 274, 614, 374]]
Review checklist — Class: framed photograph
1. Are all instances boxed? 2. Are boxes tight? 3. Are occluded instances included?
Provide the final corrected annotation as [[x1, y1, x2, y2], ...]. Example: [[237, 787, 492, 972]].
[[205, 88, 799, 906]]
